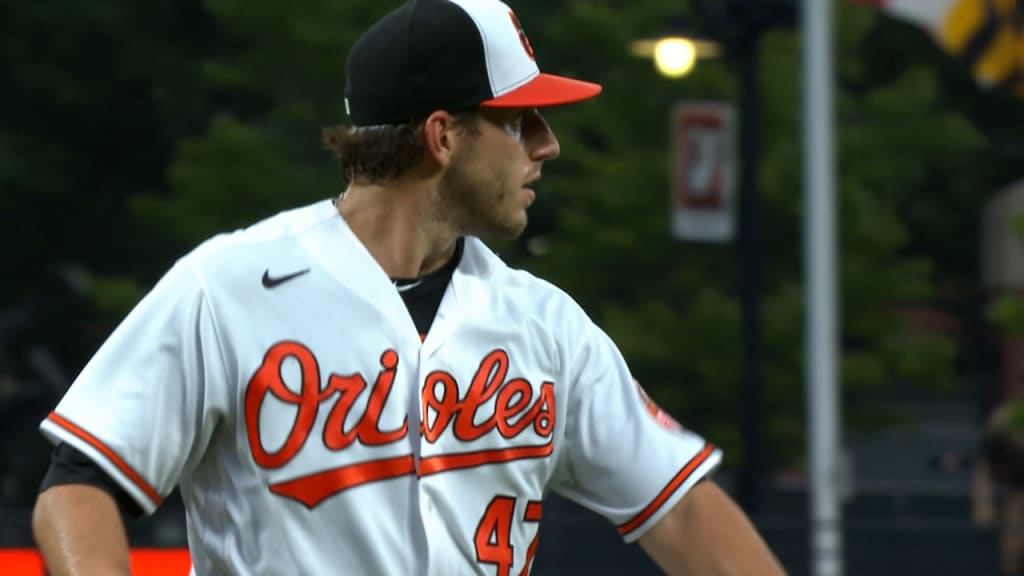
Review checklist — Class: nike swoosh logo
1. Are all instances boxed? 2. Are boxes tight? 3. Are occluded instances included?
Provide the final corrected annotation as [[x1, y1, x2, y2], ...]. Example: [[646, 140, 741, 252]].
[[262, 268, 310, 289], [394, 280, 422, 293]]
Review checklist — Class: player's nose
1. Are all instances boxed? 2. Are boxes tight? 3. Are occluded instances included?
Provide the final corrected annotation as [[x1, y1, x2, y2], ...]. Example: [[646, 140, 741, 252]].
[[525, 111, 560, 162]]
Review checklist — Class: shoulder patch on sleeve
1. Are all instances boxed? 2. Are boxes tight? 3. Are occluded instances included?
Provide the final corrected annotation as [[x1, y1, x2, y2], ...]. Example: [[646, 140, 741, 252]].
[[633, 379, 684, 433]]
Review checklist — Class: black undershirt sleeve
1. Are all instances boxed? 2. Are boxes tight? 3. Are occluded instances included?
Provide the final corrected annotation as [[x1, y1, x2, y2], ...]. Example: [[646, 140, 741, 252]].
[[40, 442, 145, 520]]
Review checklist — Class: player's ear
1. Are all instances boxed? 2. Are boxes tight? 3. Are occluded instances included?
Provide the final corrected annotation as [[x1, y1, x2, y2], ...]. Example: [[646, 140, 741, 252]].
[[422, 110, 464, 168]]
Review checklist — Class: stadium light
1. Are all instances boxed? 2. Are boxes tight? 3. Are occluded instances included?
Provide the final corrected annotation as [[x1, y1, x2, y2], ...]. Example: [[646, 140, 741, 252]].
[[630, 36, 720, 78]]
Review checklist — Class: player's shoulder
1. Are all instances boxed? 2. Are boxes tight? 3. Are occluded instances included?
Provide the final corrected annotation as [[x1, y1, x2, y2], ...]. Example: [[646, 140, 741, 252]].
[[461, 237, 591, 324], [180, 198, 338, 277]]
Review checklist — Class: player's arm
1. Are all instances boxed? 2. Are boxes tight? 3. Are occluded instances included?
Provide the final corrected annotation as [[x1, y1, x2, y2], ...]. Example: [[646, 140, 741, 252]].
[[32, 443, 142, 576], [637, 480, 786, 576], [33, 259, 221, 575], [33, 484, 132, 576]]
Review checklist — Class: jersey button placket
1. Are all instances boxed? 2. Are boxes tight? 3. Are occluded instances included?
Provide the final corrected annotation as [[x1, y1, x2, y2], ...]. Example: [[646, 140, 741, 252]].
[[414, 344, 434, 502]]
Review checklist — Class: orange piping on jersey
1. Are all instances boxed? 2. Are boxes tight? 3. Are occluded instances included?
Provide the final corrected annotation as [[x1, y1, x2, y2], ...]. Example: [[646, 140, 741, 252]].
[[616, 442, 716, 537], [46, 412, 164, 507], [418, 442, 553, 477], [269, 454, 416, 508]]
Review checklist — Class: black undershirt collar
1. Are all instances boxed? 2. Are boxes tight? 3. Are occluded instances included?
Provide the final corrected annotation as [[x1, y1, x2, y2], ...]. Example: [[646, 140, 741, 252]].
[[392, 237, 463, 338]]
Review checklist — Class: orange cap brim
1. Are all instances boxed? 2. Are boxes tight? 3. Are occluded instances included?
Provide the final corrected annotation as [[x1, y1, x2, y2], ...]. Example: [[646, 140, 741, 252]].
[[481, 73, 602, 108]]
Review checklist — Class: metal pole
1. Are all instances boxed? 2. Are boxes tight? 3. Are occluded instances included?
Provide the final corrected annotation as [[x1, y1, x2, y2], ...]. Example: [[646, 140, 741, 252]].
[[736, 25, 763, 516], [802, 0, 842, 574]]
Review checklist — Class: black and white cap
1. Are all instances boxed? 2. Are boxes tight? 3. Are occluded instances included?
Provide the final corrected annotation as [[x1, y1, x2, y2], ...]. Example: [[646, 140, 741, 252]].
[[344, 0, 603, 126]]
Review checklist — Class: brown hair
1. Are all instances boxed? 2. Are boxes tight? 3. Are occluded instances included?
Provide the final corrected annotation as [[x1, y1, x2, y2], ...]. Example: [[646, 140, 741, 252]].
[[322, 111, 481, 185]]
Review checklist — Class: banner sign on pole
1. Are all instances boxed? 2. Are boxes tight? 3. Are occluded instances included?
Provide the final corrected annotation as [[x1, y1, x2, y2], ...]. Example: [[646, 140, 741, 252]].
[[671, 101, 736, 243]]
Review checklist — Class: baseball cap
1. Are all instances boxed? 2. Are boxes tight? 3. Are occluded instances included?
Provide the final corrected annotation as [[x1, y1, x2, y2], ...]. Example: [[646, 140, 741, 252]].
[[344, 0, 603, 126]]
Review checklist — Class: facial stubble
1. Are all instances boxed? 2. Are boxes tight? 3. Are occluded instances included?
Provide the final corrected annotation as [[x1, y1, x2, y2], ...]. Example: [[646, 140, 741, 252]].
[[439, 147, 527, 241]]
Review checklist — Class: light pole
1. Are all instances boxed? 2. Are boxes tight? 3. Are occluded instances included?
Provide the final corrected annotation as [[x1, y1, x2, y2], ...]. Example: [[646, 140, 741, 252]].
[[735, 20, 764, 516], [633, 0, 797, 516], [803, 0, 843, 573], [725, 0, 801, 519]]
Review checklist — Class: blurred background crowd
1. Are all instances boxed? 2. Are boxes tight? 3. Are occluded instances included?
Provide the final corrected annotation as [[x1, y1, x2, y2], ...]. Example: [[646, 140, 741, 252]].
[[3, 0, 1024, 574]]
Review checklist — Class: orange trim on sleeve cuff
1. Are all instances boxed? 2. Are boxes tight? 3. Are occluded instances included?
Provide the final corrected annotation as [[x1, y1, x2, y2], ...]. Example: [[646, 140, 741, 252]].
[[617, 442, 716, 537], [47, 411, 164, 507]]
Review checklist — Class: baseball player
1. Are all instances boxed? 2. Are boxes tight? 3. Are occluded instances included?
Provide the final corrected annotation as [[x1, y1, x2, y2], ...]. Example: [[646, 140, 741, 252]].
[[32, 0, 785, 574]]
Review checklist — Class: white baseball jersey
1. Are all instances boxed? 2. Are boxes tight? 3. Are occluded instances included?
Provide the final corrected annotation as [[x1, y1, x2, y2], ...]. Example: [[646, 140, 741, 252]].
[[41, 198, 722, 575]]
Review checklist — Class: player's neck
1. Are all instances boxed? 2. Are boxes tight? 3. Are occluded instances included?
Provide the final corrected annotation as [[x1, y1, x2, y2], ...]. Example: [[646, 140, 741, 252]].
[[336, 184, 459, 279]]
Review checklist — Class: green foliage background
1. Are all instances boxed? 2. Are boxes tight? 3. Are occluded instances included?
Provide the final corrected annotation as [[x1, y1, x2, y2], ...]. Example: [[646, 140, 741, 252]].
[[4, 0, 1024, 470]]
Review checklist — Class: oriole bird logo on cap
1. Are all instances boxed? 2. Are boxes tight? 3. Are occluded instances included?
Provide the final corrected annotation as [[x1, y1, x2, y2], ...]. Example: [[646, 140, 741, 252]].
[[508, 10, 535, 61]]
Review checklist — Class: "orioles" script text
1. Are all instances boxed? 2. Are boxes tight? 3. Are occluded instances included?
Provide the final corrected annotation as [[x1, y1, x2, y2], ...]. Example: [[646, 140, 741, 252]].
[[243, 341, 555, 507]]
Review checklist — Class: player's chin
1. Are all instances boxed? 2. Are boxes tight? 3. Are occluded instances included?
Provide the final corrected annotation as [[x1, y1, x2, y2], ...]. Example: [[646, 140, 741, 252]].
[[487, 212, 528, 240]]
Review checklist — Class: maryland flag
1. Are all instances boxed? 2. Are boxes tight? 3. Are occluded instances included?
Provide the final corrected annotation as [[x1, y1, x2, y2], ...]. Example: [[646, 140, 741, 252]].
[[854, 0, 1024, 97]]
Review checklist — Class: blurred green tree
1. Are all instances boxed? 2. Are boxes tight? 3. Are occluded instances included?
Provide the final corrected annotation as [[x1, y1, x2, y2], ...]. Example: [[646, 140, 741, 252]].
[[508, 0, 997, 468], [0, 0, 231, 377], [6, 0, 1024, 472]]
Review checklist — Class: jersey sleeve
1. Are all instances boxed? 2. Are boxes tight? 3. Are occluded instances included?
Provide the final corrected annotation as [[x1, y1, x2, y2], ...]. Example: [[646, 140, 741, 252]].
[[38, 258, 230, 515], [40, 443, 144, 519], [550, 318, 723, 543]]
